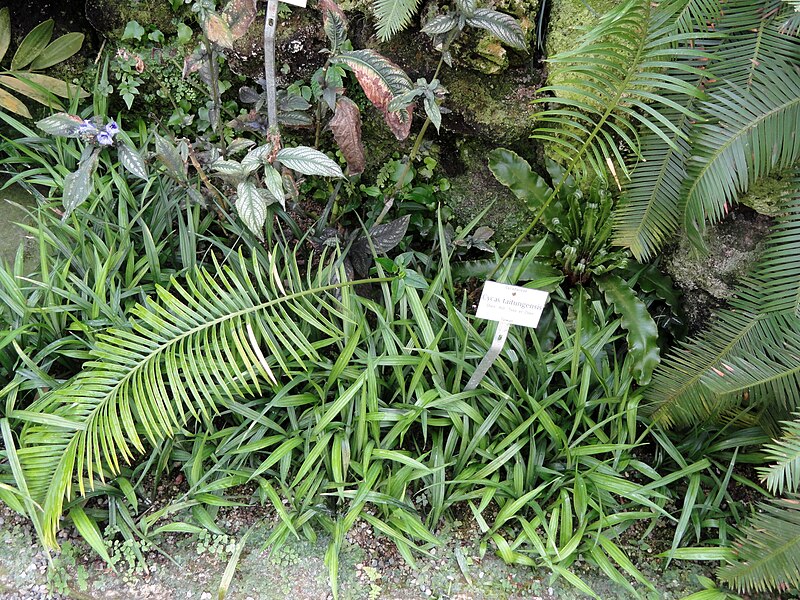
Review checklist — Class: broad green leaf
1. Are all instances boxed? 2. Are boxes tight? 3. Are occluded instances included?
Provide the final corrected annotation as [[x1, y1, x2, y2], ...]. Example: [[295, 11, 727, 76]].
[[0, 8, 10, 63], [276, 146, 344, 178], [30, 32, 84, 69], [121, 20, 145, 41], [11, 19, 53, 70], [597, 274, 660, 385], [69, 506, 114, 565]]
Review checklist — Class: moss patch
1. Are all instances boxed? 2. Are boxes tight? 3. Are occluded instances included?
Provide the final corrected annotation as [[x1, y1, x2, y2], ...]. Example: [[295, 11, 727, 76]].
[[85, 0, 177, 39], [738, 171, 796, 217], [545, 0, 623, 59]]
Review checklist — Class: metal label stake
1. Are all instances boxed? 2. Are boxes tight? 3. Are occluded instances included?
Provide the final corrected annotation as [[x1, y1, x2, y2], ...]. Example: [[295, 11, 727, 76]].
[[466, 281, 549, 391], [465, 321, 510, 390]]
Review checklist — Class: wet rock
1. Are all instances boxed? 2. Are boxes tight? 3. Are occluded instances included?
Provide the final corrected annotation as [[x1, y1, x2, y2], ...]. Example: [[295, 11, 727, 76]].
[[664, 207, 771, 331]]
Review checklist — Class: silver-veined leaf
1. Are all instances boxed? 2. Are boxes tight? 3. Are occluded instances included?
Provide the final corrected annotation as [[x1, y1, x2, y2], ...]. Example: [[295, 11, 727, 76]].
[[276, 146, 344, 178], [236, 180, 269, 235], [117, 143, 148, 180]]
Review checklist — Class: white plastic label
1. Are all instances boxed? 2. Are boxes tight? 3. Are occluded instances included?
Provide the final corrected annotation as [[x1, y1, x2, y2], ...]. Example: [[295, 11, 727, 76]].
[[281, 0, 307, 6], [475, 281, 549, 328]]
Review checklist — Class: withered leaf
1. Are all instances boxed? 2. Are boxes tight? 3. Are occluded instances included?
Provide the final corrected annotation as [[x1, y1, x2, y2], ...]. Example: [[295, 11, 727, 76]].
[[223, 0, 257, 40], [204, 13, 234, 49], [329, 97, 365, 175]]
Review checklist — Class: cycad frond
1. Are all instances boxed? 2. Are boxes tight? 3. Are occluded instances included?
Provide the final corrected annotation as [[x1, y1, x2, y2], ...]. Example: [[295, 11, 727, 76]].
[[532, 0, 705, 179], [373, 0, 421, 41], [15, 249, 371, 547], [612, 74, 698, 261], [736, 175, 800, 315], [759, 415, 800, 495], [718, 495, 800, 594], [681, 63, 800, 248], [646, 179, 800, 426], [709, 0, 800, 90]]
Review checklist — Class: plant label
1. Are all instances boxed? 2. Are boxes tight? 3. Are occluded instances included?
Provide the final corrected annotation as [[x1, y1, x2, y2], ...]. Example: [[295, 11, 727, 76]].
[[280, 0, 307, 6], [465, 282, 549, 391], [475, 281, 548, 328]]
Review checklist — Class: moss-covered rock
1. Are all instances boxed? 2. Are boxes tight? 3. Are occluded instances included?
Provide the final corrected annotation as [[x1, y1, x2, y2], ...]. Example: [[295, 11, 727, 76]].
[[664, 208, 771, 331], [545, 0, 622, 59], [738, 171, 796, 217], [443, 140, 532, 247], [85, 0, 177, 39]]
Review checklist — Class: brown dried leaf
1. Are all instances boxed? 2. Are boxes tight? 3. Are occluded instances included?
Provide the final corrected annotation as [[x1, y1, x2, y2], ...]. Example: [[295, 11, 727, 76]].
[[223, 0, 257, 40], [204, 13, 234, 49], [329, 97, 365, 175]]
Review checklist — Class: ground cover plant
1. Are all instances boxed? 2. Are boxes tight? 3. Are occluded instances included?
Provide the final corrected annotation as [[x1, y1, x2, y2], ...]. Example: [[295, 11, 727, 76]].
[[0, 0, 798, 598]]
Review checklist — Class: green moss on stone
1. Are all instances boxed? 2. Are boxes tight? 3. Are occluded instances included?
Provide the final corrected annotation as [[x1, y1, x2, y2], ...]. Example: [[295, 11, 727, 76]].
[[444, 140, 532, 247], [738, 171, 795, 217], [85, 0, 177, 39], [545, 0, 622, 59]]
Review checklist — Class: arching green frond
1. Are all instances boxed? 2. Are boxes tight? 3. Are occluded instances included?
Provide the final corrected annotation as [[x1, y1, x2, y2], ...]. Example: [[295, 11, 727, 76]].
[[669, 0, 722, 35], [613, 79, 697, 261], [759, 415, 800, 495], [718, 495, 800, 594], [709, 0, 800, 90], [373, 0, 421, 41], [681, 63, 800, 249], [700, 328, 800, 411], [15, 249, 380, 547], [532, 0, 706, 179], [646, 178, 800, 427]]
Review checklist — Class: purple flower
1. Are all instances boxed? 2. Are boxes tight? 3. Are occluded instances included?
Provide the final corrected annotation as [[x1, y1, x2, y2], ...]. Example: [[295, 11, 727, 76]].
[[105, 121, 120, 136], [96, 131, 114, 146], [77, 119, 97, 135]]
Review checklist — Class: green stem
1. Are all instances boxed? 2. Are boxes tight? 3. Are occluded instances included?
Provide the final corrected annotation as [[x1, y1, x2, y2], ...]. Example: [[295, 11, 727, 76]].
[[203, 35, 226, 156]]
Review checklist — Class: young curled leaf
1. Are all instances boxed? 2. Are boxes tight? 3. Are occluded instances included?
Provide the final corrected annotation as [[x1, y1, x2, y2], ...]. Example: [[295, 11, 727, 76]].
[[320, 0, 347, 51], [329, 97, 365, 175]]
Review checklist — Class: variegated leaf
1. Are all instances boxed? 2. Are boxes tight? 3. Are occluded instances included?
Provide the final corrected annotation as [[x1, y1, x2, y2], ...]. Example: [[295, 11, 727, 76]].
[[63, 150, 100, 217], [117, 144, 148, 180], [276, 146, 344, 178], [466, 9, 526, 50], [236, 180, 268, 236]]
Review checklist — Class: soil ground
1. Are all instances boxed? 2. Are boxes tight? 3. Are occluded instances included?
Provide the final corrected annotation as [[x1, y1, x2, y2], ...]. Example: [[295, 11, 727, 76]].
[[0, 503, 739, 600]]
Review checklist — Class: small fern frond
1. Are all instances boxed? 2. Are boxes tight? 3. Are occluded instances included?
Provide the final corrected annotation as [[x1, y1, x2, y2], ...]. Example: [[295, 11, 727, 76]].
[[718, 495, 800, 594], [759, 415, 800, 495], [374, 0, 422, 41], [532, 0, 706, 179]]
